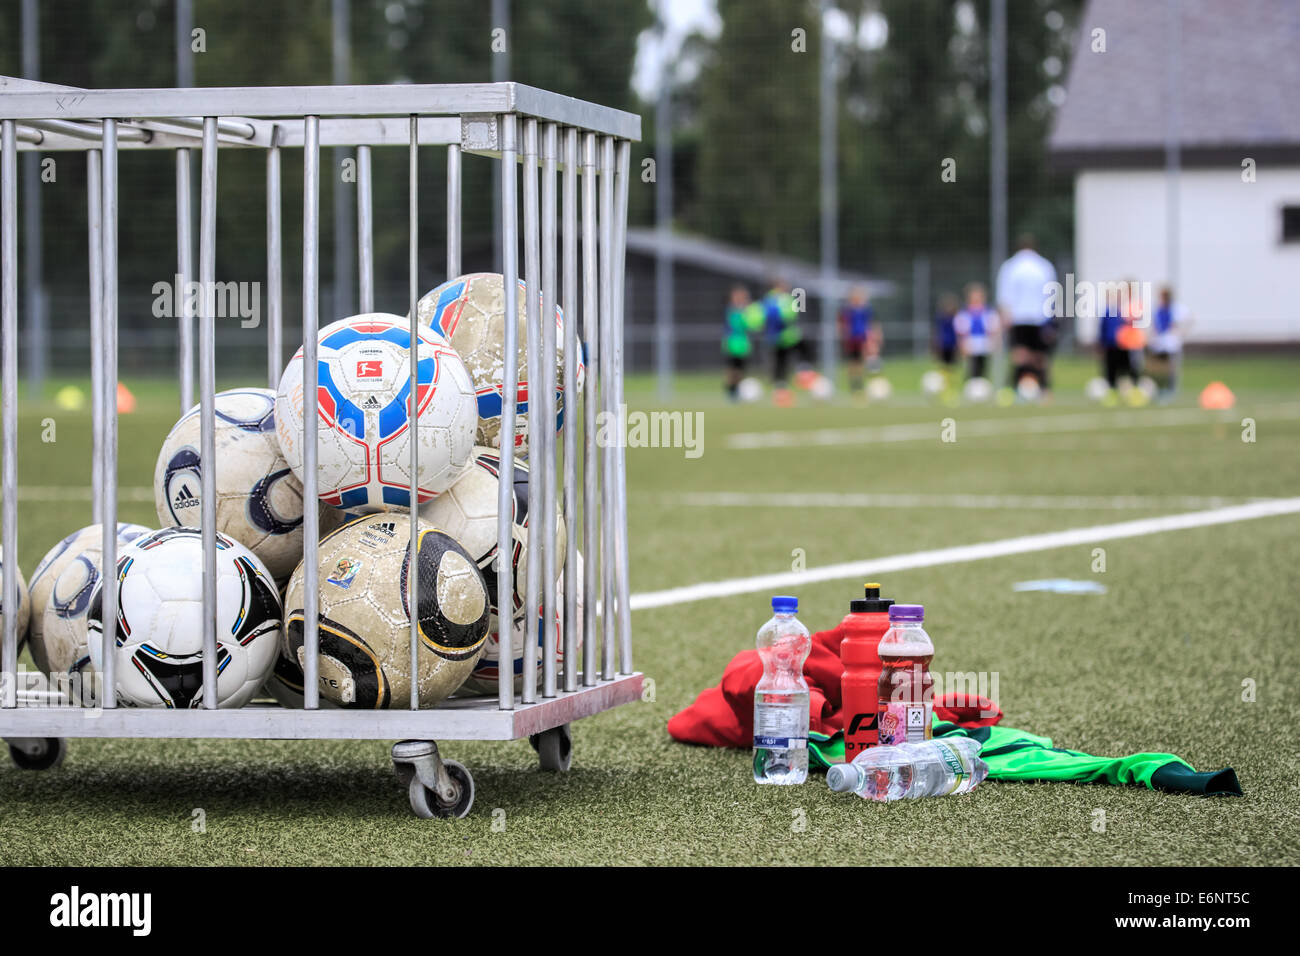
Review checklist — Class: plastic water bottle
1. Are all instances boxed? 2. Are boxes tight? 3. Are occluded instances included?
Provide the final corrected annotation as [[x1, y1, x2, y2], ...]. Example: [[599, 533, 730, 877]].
[[876, 604, 934, 746], [826, 738, 988, 801], [753, 595, 811, 785]]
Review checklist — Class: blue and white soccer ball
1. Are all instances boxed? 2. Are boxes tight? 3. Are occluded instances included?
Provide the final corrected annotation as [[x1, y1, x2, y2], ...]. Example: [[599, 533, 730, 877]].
[[275, 314, 478, 514], [27, 522, 152, 680], [155, 388, 341, 582], [416, 273, 584, 456], [0, 547, 31, 655], [87, 527, 282, 709]]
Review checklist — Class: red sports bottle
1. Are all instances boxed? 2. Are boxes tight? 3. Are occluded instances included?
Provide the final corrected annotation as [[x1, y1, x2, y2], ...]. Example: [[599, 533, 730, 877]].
[[839, 583, 894, 762], [876, 604, 934, 746]]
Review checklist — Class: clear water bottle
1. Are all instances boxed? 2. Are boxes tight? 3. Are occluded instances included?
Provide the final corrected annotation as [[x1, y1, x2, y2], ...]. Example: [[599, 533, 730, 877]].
[[753, 595, 811, 785], [825, 737, 988, 801]]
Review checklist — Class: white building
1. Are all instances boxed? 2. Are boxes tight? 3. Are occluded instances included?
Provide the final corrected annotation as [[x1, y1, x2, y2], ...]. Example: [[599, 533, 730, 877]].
[[1050, 0, 1300, 344]]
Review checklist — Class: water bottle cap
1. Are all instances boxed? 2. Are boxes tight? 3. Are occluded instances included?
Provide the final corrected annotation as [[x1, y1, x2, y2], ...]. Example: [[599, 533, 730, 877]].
[[888, 603, 925, 622], [826, 764, 855, 793], [850, 582, 895, 613], [771, 595, 798, 614]]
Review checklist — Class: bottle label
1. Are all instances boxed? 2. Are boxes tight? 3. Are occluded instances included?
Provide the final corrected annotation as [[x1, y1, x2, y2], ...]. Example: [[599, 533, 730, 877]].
[[877, 702, 931, 746], [936, 741, 972, 795], [753, 735, 807, 749]]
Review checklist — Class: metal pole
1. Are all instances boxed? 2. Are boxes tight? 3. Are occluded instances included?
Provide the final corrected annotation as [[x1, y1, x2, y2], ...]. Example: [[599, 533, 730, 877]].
[[357, 145, 374, 312], [198, 117, 219, 709], [176, 0, 195, 88], [88, 150, 104, 526], [612, 140, 633, 675], [912, 253, 930, 359], [332, 0, 354, 320], [521, 118, 541, 704], [561, 126, 579, 693], [447, 144, 462, 279], [496, 113, 519, 711], [540, 123, 558, 698], [301, 115, 322, 710], [1, 121, 17, 707], [176, 149, 195, 410], [408, 116, 421, 711], [598, 136, 615, 682], [22, 0, 46, 398], [491, 0, 510, 273], [818, 0, 838, 382], [654, 5, 674, 400], [989, 0, 1008, 388], [98, 119, 119, 709], [580, 131, 599, 688], [1165, 0, 1181, 295], [267, 136, 283, 385]]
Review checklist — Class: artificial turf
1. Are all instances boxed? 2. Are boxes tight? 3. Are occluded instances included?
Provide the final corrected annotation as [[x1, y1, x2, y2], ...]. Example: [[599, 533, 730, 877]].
[[1, 354, 1297, 865]]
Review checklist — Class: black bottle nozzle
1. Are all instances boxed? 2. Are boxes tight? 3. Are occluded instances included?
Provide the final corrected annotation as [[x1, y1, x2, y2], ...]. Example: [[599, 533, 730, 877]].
[[849, 582, 894, 613]]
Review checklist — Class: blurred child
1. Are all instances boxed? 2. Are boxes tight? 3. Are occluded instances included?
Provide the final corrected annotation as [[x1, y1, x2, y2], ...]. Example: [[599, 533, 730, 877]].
[[953, 282, 997, 381], [722, 284, 759, 401], [839, 284, 882, 397], [1098, 288, 1135, 388], [763, 279, 811, 400], [933, 292, 960, 376], [1149, 285, 1189, 400]]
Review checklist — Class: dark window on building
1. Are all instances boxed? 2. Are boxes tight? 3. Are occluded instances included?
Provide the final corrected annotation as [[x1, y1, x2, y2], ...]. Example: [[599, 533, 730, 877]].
[[1282, 205, 1300, 243]]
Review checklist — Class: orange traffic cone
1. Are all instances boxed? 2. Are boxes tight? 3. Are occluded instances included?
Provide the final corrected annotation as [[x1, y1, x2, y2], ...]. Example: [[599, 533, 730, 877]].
[[116, 382, 137, 414], [1199, 381, 1234, 410]]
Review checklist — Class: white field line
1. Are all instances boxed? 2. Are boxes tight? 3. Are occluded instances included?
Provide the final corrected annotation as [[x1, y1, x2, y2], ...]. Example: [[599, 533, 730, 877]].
[[629, 497, 1300, 611], [672, 491, 1275, 512], [724, 401, 1300, 450]]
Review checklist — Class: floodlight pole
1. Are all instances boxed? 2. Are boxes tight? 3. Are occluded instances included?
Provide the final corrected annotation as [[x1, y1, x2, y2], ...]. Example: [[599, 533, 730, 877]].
[[818, 0, 838, 382], [654, 3, 674, 400], [989, 0, 1008, 387], [333, 0, 355, 318], [21, 0, 46, 396], [1164, 0, 1181, 295]]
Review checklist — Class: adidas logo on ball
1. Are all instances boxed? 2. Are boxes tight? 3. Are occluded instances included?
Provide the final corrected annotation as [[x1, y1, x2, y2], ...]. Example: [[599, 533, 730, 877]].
[[373, 521, 396, 537], [172, 486, 200, 509], [362, 395, 382, 409]]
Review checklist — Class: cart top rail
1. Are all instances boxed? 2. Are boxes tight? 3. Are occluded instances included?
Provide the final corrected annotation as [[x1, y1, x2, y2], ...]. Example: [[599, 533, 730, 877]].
[[0, 79, 642, 143]]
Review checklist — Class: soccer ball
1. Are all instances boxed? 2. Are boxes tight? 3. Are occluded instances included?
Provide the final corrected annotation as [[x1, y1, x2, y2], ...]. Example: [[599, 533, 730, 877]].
[[416, 273, 584, 456], [460, 550, 584, 696], [154, 388, 344, 582], [275, 313, 478, 513], [866, 376, 893, 401], [279, 515, 491, 708], [27, 522, 151, 676], [1084, 376, 1111, 402], [963, 377, 994, 403], [809, 375, 834, 401], [87, 527, 282, 708], [1016, 375, 1042, 402], [737, 377, 764, 403], [418, 446, 565, 625], [920, 370, 946, 396], [0, 548, 30, 653], [1136, 376, 1158, 401]]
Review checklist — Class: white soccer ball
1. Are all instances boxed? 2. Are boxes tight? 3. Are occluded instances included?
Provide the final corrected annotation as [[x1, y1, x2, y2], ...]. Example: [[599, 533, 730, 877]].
[[277, 515, 491, 708], [275, 314, 478, 514], [866, 376, 893, 401], [419, 446, 565, 625], [1137, 375, 1158, 400], [1084, 376, 1111, 402], [416, 273, 584, 456], [459, 550, 584, 696], [1016, 375, 1042, 402], [0, 547, 30, 655], [87, 527, 282, 709], [809, 374, 834, 401], [154, 388, 343, 582], [737, 377, 764, 403], [27, 522, 151, 677], [921, 370, 946, 396], [963, 377, 994, 403]]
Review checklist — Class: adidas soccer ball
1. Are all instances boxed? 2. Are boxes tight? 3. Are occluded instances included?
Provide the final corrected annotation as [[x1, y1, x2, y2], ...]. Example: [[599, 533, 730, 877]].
[[460, 550, 584, 695], [279, 515, 491, 708], [154, 388, 344, 582], [418, 446, 565, 625], [27, 522, 151, 676], [0, 547, 30, 653], [87, 527, 282, 708], [276, 313, 478, 513], [416, 273, 584, 456]]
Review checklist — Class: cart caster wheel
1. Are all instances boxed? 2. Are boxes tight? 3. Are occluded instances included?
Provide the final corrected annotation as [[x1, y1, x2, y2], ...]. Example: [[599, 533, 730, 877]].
[[7, 737, 66, 771], [530, 724, 572, 772], [408, 761, 474, 819]]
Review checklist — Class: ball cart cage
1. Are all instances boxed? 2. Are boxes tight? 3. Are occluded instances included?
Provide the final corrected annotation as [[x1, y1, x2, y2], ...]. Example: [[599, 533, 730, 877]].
[[0, 76, 641, 818]]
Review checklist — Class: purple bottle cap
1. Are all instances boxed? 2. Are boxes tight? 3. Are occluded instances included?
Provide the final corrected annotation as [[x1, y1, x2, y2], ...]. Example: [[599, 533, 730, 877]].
[[888, 604, 924, 622]]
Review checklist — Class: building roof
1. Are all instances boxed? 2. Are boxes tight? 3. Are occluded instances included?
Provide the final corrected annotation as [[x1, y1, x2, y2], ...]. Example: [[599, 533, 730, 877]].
[[1050, 0, 1300, 168]]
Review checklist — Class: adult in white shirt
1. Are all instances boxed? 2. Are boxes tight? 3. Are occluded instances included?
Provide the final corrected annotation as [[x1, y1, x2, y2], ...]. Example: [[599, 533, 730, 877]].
[[996, 234, 1058, 397]]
